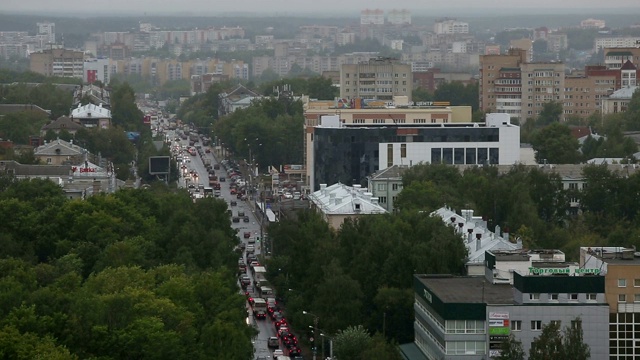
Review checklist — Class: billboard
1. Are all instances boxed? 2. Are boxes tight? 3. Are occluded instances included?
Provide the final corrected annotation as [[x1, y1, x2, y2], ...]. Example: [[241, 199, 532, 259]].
[[149, 156, 170, 175]]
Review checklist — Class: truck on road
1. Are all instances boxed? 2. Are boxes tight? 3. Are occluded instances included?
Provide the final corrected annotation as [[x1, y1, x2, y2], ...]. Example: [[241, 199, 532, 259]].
[[252, 298, 267, 319]]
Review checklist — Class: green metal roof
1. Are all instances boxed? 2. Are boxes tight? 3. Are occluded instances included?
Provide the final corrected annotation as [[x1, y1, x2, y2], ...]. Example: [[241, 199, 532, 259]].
[[606, 51, 633, 56]]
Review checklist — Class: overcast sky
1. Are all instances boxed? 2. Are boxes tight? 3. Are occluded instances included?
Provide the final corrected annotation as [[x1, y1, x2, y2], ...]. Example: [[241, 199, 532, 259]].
[[3, 0, 640, 16]]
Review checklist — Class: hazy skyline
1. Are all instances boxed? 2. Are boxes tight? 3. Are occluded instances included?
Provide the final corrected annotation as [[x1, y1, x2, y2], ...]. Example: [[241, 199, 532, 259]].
[[4, 0, 640, 16]]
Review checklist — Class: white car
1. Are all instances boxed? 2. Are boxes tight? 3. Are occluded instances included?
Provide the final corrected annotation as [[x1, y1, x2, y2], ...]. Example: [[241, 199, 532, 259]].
[[272, 349, 284, 359]]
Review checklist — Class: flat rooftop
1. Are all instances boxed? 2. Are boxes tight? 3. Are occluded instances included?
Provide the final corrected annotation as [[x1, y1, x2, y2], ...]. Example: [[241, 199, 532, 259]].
[[417, 275, 514, 304]]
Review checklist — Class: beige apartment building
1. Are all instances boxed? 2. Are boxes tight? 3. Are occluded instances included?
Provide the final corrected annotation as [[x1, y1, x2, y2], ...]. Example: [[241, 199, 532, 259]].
[[479, 49, 527, 120], [564, 74, 616, 118], [340, 58, 413, 102], [30, 48, 85, 78], [580, 247, 640, 359], [481, 48, 625, 122]]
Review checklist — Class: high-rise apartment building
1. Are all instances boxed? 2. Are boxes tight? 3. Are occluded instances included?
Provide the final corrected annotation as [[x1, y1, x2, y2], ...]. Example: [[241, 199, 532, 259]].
[[30, 48, 84, 78], [480, 48, 625, 121], [387, 9, 411, 25], [340, 58, 413, 102], [37, 22, 55, 44], [433, 19, 469, 35], [604, 47, 640, 71], [479, 49, 527, 120], [595, 37, 640, 52]]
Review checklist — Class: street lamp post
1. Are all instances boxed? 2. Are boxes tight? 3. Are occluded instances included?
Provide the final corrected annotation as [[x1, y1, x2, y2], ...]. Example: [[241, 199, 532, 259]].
[[303, 311, 319, 360], [320, 333, 334, 360]]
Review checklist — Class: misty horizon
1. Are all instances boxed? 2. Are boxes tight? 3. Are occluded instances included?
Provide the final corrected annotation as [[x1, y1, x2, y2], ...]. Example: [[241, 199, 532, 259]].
[[2, 0, 640, 18]]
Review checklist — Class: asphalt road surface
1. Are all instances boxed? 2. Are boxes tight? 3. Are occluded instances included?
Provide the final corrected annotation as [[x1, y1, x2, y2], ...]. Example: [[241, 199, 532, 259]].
[[169, 130, 280, 359]]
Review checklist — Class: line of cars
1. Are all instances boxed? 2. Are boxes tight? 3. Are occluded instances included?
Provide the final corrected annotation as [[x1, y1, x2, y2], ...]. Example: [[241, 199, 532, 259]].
[[239, 248, 302, 359]]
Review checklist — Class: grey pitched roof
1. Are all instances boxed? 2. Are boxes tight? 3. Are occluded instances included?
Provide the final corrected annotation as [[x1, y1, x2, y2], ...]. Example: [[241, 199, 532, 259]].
[[0, 160, 71, 176], [310, 182, 387, 215], [608, 86, 638, 100], [34, 139, 84, 156], [41, 116, 84, 131], [370, 165, 409, 180]]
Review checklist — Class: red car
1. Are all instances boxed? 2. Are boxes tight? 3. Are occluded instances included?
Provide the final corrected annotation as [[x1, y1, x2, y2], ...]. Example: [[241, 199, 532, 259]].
[[244, 232, 251, 239]]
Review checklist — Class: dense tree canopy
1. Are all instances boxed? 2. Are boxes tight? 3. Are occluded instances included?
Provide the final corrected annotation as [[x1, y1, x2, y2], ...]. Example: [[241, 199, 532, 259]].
[[0, 178, 255, 359], [213, 96, 305, 170], [265, 210, 467, 344]]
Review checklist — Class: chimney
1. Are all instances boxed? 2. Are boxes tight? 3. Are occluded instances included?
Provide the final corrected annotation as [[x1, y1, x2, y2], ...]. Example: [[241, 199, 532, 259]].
[[467, 228, 474, 243], [476, 233, 482, 251], [450, 216, 456, 225], [458, 222, 464, 233], [516, 237, 523, 249], [504, 227, 510, 242]]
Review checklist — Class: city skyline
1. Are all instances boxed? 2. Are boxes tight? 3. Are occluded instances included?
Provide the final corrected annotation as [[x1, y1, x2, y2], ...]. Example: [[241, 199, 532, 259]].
[[3, 0, 640, 16]]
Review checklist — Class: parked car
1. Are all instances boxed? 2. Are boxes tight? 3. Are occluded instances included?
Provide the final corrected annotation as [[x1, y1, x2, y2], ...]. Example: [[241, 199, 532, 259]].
[[243, 216, 250, 223], [272, 349, 284, 359], [244, 231, 251, 239], [232, 217, 240, 223], [230, 200, 237, 206]]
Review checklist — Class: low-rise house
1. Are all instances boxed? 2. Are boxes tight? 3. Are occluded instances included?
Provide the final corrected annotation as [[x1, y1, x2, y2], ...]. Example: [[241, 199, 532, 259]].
[[218, 84, 262, 117], [0, 159, 122, 198], [367, 165, 408, 212], [72, 84, 111, 109], [40, 116, 84, 137], [70, 103, 111, 129], [34, 139, 85, 165], [432, 206, 522, 275], [309, 182, 387, 230]]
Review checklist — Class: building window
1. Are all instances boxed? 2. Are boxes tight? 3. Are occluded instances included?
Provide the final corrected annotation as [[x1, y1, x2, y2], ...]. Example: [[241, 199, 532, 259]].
[[392, 183, 401, 191], [550, 320, 561, 327], [378, 196, 387, 204], [619, 279, 627, 287], [635, 294, 640, 303], [586, 293, 596, 301], [570, 319, 582, 329], [619, 294, 626, 303], [401, 143, 407, 158], [529, 293, 540, 300], [550, 293, 559, 301], [511, 320, 522, 331], [531, 320, 542, 331], [387, 144, 393, 168], [392, 196, 397, 203], [46, 158, 52, 163], [377, 183, 387, 191], [569, 293, 578, 300], [635, 279, 640, 287]]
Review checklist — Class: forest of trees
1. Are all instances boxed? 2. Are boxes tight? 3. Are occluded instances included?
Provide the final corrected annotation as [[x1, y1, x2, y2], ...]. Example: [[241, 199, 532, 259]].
[[0, 178, 255, 359]]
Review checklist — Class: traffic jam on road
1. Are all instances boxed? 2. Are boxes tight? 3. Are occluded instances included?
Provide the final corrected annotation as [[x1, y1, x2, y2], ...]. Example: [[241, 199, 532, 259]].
[[163, 121, 303, 360]]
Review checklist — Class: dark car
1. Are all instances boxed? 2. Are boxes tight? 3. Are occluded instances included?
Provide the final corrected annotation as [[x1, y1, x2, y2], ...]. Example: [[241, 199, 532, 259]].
[[220, 177, 226, 182], [239, 275, 251, 287], [238, 211, 245, 217], [270, 311, 283, 321], [267, 336, 279, 348], [243, 216, 250, 223], [232, 217, 240, 223], [288, 348, 302, 357], [230, 200, 237, 206]]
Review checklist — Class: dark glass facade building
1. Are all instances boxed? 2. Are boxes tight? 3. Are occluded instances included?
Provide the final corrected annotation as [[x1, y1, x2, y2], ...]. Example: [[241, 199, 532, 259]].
[[312, 126, 505, 191]]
